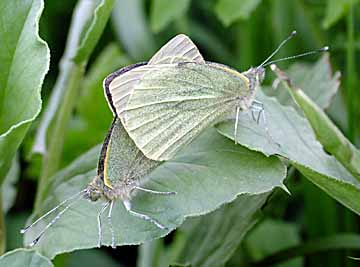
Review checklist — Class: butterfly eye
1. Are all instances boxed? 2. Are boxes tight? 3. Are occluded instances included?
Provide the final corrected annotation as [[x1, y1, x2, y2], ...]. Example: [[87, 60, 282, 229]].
[[85, 188, 101, 202]]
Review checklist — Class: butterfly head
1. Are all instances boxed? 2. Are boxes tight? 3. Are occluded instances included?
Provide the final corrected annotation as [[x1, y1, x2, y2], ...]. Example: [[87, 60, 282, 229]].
[[243, 66, 266, 91], [84, 176, 104, 202]]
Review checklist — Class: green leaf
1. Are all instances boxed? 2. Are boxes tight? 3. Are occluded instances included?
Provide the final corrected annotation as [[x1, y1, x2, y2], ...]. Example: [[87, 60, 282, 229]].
[[150, 0, 191, 33], [0, 0, 49, 182], [271, 64, 360, 181], [0, 249, 53, 267], [111, 0, 156, 60], [215, 0, 262, 26], [322, 0, 358, 29], [216, 89, 360, 215], [172, 193, 269, 267], [24, 128, 286, 258], [245, 219, 302, 267], [73, 0, 116, 63], [270, 54, 340, 110]]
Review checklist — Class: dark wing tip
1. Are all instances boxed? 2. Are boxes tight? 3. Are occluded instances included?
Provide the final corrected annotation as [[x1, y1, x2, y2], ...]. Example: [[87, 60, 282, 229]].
[[103, 62, 148, 116]]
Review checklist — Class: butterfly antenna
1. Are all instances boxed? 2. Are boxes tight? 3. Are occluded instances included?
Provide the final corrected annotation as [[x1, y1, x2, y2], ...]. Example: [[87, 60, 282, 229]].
[[263, 46, 329, 67], [258, 30, 297, 68], [21, 189, 87, 234], [28, 193, 84, 247]]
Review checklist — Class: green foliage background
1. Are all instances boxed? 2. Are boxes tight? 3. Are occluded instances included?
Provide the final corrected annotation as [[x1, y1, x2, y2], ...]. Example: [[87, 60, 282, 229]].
[[0, 0, 359, 266]]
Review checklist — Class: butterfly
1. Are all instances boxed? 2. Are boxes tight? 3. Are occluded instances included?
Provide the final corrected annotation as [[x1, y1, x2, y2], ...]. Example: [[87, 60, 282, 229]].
[[21, 117, 175, 248], [105, 32, 328, 161]]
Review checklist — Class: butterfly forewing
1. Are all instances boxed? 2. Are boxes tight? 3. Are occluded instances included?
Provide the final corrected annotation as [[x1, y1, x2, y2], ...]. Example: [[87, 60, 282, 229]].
[[123, 63, 249, 160], [148, 34, 205, 65]]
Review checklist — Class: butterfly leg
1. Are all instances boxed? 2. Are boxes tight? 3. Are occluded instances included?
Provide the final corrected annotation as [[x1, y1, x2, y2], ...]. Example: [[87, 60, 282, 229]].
[[234, 106, 240, 144], [123, 200, 166, 230], [97, 201, 110, 248], [251, 100, 264, 124], [108, 200, 116, 249], [134, 186, 176, 195], [250, 101, 280, 147], [251, 109, 257, 122]]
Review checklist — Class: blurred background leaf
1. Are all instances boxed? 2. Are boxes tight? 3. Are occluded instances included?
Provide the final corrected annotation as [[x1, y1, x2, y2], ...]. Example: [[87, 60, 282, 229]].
[[323, 0, 359, 29], [215, 0, 262, 26], [2, 155, 20, 214], [245, 219, 302, 267], [138, 193, 269, 267], [111, 0, 156, 60], [150, 0, 191, 33]]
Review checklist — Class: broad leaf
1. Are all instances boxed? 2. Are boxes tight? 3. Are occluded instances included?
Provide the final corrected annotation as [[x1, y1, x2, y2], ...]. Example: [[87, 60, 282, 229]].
[[0, 0, 49, 182], [0, 249, 53, 267], [150, 0, 191, 33], [272, 64, 360, 181], [217, 90, 360, 215], [24, 129, 286, 258], [269, 54, 340, 109], [215, 0, 262, 26]]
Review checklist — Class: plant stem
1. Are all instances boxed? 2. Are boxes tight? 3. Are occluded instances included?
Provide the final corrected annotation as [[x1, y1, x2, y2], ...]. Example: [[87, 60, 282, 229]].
[[0, 192, 5, 255], [35, 62, 85, 210], [346, 3, 356, 141]]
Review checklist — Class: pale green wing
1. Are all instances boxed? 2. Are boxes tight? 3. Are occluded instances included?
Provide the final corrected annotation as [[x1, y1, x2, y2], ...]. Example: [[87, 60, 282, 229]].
[[108, 65, 159, 117], [123, 63, 249, 161], [102, 118, 160, 187], [148, 34, 205, 64], [107, 34, 204, 121]]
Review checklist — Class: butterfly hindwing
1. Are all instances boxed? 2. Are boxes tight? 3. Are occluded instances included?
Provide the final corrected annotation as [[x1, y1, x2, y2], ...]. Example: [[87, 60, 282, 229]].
[[100, 118, 160, 187]]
